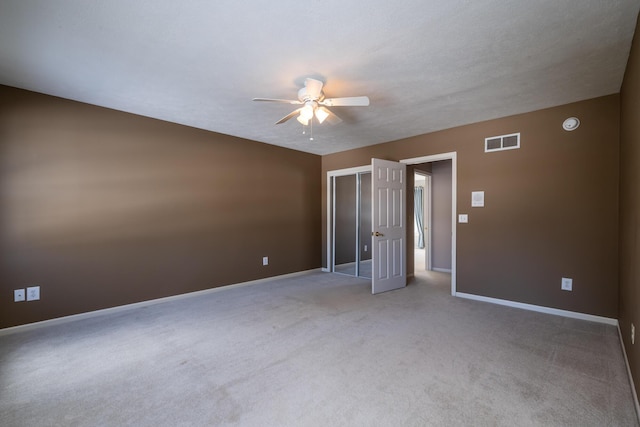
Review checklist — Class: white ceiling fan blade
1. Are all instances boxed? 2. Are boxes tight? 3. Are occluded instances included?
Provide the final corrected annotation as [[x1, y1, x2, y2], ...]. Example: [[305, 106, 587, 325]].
[[321, 96, 370, 107], [318, 107, 342, 125], [304, 78, 324, 100], [253, 98, 302, 105], [275, 108, 302, 124]]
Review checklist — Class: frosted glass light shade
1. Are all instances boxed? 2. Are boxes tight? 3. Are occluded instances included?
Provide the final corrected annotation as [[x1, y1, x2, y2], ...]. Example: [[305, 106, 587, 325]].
[[315, 108, 329, 124], [300, 104, 314, 120]]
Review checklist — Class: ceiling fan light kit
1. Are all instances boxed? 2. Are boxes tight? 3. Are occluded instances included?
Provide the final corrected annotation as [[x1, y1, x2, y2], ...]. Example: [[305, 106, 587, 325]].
[[253, 78, 370, 139]]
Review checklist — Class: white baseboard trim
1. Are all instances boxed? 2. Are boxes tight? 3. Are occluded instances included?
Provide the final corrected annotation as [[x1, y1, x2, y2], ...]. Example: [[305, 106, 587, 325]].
[[455, 292, 618, 326], [0, 268, 322, 336], [432, 268, 452, 273], [617, 324, 640, 424]]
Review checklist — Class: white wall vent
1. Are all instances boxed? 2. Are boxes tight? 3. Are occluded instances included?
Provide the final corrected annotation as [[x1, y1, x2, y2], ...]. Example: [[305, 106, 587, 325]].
[[485, 133, 520, 153]]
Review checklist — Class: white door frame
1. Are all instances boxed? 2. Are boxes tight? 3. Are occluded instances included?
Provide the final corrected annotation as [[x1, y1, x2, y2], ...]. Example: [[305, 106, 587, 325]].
[[401, 152, 457, 296], [326, 165, 371, 273]]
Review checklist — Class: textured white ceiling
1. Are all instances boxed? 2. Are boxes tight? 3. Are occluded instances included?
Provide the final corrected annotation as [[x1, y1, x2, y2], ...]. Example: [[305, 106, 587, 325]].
[[1, 1, 638, 155]]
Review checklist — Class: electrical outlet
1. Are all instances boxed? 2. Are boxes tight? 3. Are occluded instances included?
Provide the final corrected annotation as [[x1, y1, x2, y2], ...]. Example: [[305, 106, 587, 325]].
[[561, 277, 572, 291], [26, 286, 40, 301], [364, 245, 368, 252], [262, 256, 269, 266], [632, 323, 635, 345], [14, 289, 25, 302]]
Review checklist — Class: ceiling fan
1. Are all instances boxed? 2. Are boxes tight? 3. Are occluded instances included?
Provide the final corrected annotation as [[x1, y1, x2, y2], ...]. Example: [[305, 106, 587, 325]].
[[253, 78, 370, 126]]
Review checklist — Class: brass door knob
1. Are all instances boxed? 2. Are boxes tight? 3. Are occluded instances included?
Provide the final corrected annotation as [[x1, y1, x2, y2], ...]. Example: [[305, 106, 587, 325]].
[[372, 231, 384, 237]]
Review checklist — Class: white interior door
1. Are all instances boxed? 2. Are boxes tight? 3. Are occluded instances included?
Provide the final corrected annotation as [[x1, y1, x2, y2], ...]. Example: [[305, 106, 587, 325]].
[[371, 158, 406, 294]]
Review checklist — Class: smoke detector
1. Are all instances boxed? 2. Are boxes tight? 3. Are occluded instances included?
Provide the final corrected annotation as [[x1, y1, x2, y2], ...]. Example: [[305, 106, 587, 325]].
[[562, 117, 580, 131]]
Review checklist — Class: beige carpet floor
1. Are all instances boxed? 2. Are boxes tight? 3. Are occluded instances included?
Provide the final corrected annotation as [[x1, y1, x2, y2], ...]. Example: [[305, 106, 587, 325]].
[[1, 270, 638, 426]]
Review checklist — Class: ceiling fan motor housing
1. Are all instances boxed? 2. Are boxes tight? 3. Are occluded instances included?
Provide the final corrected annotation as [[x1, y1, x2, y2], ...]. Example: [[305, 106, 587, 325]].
[[298, 87, 324, 102]]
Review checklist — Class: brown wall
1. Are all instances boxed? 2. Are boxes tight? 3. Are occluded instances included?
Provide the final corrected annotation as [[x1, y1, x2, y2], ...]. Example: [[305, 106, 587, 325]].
[[0, 86, 322, 329], [619, 13, 640, 400], [322, 94, 620, 317], [431, 160, 452, 271]]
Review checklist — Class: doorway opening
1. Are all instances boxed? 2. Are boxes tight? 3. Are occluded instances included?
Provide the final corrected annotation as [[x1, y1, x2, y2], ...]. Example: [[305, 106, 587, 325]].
[[402, 152, 457, 296], [326, 159, 408, 295], [327, 166, 372, 279], [414, 171, 432, 272]]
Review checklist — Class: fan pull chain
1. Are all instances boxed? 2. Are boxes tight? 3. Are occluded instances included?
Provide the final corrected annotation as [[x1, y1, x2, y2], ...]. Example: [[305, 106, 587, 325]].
[[309, 118, 314, 141]]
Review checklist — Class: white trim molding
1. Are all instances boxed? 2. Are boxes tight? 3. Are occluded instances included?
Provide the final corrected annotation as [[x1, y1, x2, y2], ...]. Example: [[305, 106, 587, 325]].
[[326, 165, 371, 272], [455, 292, 618, 325], [0, 269, 322, 336]]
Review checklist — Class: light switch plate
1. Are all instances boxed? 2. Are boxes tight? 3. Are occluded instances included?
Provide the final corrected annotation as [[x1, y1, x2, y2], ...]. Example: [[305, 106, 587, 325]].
[[471, 191, 485, 207], [14, 289, 25, 302], [561, 278, 572, 291], [27, 286, 40, 301], [458, 214, 469, 223]]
